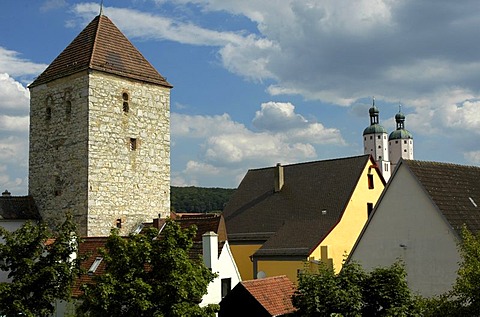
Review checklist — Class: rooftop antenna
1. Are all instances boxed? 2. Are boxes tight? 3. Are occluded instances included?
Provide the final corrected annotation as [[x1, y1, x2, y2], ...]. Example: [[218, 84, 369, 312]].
[[99, 0, 104, 15]]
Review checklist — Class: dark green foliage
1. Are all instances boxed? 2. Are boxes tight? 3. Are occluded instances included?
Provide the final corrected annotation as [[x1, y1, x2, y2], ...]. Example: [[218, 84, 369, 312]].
[[170, 186, 235, 213], [451, 226, 480, 316], [77, 219, 218, 316], [293, 261, 419, 317], [0, 214, 81, 317]]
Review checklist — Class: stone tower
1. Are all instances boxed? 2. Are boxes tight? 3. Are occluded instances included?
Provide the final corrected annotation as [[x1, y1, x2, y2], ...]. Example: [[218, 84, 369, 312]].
[[363, 98, 391, 181], [28, 14, 172, 236], [388, 106, 414, 171]]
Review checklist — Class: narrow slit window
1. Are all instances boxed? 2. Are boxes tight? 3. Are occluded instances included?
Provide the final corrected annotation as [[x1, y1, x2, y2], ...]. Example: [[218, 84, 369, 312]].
[[130, 138, 137, 151], [116, 218, 122, 228], [65, 100, 72, 120], [122, 92, 129, 113], [368, 174, 374, 189], [46, 107, 52, 120]]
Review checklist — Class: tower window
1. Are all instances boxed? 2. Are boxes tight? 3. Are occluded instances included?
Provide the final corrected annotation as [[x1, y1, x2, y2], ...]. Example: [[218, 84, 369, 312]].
[[122, 92, 129, 113], [404, 140, 407, 144], [377, 135, 381, 139], [395, 140, 399, 144], [116, 218, 122, 229], [370, 136, 373, 140], [65, 100, 72, 120], [46, 107, 52, 120], [367, 174, 374, 189], [130, 138, 137, 151], [364, 137, 366, 141], [378, 145, 381, 149]]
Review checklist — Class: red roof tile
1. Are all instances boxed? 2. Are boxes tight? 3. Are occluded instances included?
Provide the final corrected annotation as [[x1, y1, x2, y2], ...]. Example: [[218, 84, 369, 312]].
[[241, 276, 296, 316], [30, 14, 171, 88]]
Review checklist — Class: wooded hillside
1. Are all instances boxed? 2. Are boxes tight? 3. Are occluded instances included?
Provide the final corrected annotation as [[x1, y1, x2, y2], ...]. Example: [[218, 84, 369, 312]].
[[170, 186, 235, 213]]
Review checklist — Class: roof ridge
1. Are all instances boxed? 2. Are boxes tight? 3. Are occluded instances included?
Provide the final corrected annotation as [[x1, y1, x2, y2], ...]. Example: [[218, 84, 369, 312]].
[[89, 15, 101, 69], [249, 154, 370, 171]]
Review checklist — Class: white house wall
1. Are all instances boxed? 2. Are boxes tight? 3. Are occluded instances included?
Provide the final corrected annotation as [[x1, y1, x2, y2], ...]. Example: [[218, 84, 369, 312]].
[[350, 165, 460, 297], [201, 241, 241, 307]]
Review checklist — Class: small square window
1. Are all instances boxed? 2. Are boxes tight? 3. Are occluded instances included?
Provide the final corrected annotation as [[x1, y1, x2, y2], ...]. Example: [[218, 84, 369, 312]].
[[377, 135, 381, 139]]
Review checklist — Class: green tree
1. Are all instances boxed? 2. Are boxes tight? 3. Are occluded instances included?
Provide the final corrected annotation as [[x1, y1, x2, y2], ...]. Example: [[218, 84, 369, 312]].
[[0, 214, 81, 317], [77, 219, 218, 316], [451, 226, 480, 316], [293, 261, 419, 317]]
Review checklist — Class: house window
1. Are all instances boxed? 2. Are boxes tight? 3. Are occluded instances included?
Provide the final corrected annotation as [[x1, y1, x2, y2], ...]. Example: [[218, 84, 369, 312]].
[[367, 174, 374, 189], [130, 138, 137, 151], [88, 257, 103, 275], [122, 92, 129, 113], [221, 278, 231, 298], [367, 202, 374, 216]]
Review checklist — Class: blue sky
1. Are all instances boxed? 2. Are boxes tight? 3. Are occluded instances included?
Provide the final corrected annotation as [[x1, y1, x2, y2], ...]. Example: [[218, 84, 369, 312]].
[[1, 0, 480, 194]]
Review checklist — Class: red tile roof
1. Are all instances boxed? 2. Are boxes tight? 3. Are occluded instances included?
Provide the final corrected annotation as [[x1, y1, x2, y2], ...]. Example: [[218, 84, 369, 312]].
[[241, 276, 296, 316], [29, 14, 172, 88]]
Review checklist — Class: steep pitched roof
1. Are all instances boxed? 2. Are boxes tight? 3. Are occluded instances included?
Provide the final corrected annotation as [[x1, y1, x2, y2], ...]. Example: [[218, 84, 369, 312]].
[[29, 15, 171, 88], [239, 276, 296, 316], [223, 155, 377, 257], [403, 159, 480, 235], [0, 195, 40, 220]]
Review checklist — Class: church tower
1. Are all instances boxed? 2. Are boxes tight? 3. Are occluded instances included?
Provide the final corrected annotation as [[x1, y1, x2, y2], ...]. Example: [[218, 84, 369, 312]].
[[388, 106, 414, 171], [28, 14, 172, 236], [363, 98, 391, 181]]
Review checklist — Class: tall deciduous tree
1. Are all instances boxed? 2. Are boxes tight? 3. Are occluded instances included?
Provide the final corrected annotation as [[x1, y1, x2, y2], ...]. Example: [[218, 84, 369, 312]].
[[77, 219, 218, 317], [0, 214, 81, 317]]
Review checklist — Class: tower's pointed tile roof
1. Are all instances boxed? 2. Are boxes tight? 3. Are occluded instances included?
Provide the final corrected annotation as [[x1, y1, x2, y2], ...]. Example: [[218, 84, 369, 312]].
[[29, 15, 172, 88]]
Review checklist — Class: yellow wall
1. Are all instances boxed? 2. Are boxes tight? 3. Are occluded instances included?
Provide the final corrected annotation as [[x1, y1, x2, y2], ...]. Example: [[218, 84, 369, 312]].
[[309, 163, 384, 272], [256, 260, 306, 283], [229, 244, 262, 280]]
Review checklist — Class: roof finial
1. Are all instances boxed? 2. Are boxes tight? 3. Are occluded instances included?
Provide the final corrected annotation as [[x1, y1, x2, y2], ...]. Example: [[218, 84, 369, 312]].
[[398, 103, 402, 113], [99, 0, 104, 15], [372, 96, 375, 106]]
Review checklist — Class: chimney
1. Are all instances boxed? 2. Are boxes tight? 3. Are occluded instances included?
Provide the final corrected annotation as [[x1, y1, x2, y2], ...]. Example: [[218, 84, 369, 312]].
[[274, 163, 284, 192], [2, 190, 11, 197], [202, 231, 218, 272]]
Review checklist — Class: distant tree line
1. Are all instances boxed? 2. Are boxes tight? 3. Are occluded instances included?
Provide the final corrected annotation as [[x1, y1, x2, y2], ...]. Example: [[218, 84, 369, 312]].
[[170, 186, 236, 213]]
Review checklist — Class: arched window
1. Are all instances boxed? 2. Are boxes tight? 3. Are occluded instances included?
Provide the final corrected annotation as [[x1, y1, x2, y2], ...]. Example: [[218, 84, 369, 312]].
[[64, 91, 72, 121], [122, 92, 129, 113]]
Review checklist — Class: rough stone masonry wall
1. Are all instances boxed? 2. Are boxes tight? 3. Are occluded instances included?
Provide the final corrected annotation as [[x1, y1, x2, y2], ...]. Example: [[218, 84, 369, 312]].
[[29, 71, 171, 236], [29, 72, 90, 232], [87, 71, 171, 236]]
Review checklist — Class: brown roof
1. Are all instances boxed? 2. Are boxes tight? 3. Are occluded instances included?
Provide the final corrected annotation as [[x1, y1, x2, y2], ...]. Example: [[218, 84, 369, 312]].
[[223, 155, 378, 257], [403, 159, 480, 235], [29, 14, 172, 88], [74, 214, 228, 297], [0, 195, 40, 220], [240, 276, 296, 316], [72, 237, 108, 298]]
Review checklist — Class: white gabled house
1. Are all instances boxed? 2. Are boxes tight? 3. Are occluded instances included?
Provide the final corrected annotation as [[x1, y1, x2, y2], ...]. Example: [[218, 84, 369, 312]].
[[349, 159, 480, 297]]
